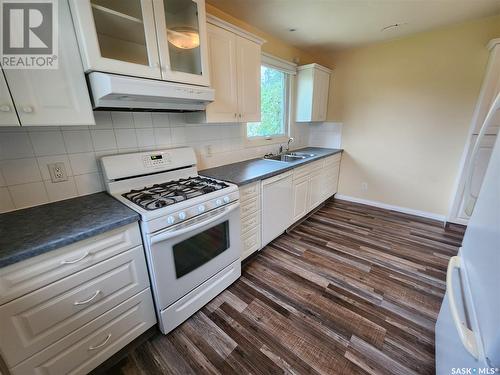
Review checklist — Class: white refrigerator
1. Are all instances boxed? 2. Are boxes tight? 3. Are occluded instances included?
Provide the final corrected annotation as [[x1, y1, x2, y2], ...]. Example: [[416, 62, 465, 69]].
[[436, 104, 500, 372]]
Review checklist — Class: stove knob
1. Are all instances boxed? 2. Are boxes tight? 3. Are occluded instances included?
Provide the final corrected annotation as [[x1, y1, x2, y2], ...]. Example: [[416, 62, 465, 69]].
[[166, 216, 175, 225], [215, 199, 222, 206], [223, 196, 230, 204], [197, 205, 206, 213], [178, 211, 186, 220]]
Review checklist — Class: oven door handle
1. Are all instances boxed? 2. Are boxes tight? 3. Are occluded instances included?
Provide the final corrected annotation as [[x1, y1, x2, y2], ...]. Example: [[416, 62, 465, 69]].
[[149, 202, 239, 245]]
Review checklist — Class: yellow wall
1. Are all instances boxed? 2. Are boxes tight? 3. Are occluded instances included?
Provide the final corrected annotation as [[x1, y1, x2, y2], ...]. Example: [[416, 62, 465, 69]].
[[206, 3, 317, 64], [326, 14, 500, 216]]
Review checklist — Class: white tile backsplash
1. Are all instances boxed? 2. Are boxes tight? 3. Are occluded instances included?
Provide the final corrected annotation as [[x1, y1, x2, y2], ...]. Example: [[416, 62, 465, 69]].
[[91, 129, 117, 151], [1, 158, 42, 185], [68, 152, 98, 175], [9, 181, 49, 208], [0, 132, 34, 160], [44, 177, 78, 202], [0, 187, 14, 211], [74, 172, 103, 195], [0, 111, 324, 213], [29, 131, 67, 156], [62, 130, 94, 153], [115, 129, 138, 149], [111, 112, 134, 128], [308, 122, 343, 149]]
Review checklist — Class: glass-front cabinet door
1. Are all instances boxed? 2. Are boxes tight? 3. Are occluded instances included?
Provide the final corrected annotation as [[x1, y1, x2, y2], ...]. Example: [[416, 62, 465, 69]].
[[153, 0, 210, 86], [69, 0, 162, 79]]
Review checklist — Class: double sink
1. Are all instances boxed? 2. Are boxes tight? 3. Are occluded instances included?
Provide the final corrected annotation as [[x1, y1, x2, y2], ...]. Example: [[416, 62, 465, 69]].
[[263, 152, 316, 163]]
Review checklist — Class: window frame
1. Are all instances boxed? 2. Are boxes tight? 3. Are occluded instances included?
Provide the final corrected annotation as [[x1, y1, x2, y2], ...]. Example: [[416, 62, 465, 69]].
[[245, 62, 293, 147]]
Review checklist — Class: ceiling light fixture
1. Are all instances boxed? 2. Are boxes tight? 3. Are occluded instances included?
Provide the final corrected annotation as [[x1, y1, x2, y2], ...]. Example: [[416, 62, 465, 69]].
[[167, 27, 200, 49], [381, 23, 407, 32]]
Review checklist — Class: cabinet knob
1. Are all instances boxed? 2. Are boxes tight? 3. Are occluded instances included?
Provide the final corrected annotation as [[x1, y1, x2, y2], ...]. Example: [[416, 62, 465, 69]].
[[22, 106, 33, 113], [234, 113, 237, 118], [238, 113, 242, 118], [0, 105, 11, 112]]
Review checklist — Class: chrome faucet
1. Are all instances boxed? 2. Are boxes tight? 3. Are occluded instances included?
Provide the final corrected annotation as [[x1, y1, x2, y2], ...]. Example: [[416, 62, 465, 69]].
[[286, 137, 295, 152]]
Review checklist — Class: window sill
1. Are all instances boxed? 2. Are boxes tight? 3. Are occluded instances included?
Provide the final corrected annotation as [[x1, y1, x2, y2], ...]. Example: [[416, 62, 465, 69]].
[[245, 135, 289, 148]]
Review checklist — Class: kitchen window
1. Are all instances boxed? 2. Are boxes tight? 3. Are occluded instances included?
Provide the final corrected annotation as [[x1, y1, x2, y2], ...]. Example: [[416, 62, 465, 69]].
[[246, 54, 296, 143]]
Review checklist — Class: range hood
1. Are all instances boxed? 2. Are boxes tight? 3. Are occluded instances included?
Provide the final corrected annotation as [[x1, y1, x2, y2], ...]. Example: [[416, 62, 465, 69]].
[[88, 72, 214, 111]]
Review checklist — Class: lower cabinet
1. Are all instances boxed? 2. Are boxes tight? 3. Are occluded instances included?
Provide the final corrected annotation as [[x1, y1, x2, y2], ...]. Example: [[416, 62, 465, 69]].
[[240, 181, 262, 260], [292, 176, 309, 222], [0, 223, 156, 375], [239, 153, 342, 259], [293, 154, 341, 223]]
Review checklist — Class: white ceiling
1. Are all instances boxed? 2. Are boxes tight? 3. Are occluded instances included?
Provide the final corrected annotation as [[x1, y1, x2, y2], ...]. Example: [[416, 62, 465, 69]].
[[207, 0, 500, 53]]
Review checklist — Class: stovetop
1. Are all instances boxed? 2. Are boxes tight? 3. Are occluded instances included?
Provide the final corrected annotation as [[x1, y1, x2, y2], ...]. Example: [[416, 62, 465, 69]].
[[122, 176, 230, 211]]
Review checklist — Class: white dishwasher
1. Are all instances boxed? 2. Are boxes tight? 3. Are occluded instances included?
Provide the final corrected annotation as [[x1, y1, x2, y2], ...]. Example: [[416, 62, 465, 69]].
[[261, 171, 293, 247]]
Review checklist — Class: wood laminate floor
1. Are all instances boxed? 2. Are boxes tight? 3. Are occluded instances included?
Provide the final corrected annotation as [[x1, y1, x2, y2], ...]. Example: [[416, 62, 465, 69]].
[[99, 198, 465, 375]]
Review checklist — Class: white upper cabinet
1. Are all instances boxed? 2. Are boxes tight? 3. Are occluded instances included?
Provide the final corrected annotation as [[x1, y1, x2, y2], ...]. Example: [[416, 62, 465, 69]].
[[205, 23, 238, 122], [153, 0, 210, 86], [2, 0, 94, 126], [69, 0, 210, 86], [295, 63, 332, 122], [69, 0, 161, 79], [236, 36, 261, 123], [205, 15, 264, 123], [0, 71, 19, 126]]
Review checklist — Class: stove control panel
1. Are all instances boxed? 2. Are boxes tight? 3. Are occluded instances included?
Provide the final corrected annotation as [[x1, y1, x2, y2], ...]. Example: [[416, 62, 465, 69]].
[[144, 190, 241, 233], [142, 153, 171, 168]]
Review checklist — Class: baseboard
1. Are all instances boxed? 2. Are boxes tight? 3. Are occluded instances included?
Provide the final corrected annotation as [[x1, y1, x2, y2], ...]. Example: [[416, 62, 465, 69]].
[[334, 194, 446, 222]]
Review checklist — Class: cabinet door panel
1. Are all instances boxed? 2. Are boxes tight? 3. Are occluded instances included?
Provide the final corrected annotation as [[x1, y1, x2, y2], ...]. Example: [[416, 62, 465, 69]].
[[312, 69, 329, 121], [205, 24, 238, 122], [292, 177, 309, 222], [153, 0, 210, 86], [5, 0, 94, 126], [308, 170, 323, 210], [236, 37, 261, 123], [0, 71, 19, 126], [69, 0, 161, 79]]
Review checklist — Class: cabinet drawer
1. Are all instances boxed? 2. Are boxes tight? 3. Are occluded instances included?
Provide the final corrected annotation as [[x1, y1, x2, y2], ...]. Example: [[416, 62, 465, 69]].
[[241, 226, 261, 260], [239, 181, 260, 202], [294, 159, 323, 180], [324, 154, 341, 167], [10, 288, 156, 375], [0, 223, 142, 306], [0, 246, 150, 368], [293, 164, 313, 180], [324, 162, 340, 176], [240, 195, 260, 219], [241, 211, 260, 235]]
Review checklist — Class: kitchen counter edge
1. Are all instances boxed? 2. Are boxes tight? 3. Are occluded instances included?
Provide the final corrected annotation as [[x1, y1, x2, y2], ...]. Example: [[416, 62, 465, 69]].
[[0, 192, 140, 268], [200, 147, 343, 186]]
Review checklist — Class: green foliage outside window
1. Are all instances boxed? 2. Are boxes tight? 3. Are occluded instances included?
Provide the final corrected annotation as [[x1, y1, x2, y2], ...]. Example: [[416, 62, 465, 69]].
[[247, 66, 286, 138]]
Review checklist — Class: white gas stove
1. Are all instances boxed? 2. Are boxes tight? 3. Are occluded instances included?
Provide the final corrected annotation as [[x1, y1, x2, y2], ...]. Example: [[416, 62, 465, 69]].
[[101, 147, 241, 334]]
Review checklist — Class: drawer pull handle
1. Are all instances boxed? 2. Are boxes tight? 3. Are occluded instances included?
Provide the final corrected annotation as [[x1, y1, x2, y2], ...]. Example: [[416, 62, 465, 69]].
[[61, 251, 90, 265], [88, 333, 111, 351], [74, 290, 101, 306]]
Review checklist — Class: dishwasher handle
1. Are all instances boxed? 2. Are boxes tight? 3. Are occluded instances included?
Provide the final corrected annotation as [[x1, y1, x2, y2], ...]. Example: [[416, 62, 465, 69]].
[[261, 171, 293, 186]]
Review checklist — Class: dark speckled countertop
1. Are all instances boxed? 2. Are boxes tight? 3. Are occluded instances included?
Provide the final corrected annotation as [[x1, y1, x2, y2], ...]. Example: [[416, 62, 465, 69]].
[[201, 147, 343, 186], [0, 192, 139, 268]]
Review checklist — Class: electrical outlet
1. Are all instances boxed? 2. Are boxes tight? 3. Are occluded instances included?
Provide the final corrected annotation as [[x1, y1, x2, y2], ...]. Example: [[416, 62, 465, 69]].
[[361, 182, 368, 192], [205, 144, 213, 157], [48, 162, 68, 183]]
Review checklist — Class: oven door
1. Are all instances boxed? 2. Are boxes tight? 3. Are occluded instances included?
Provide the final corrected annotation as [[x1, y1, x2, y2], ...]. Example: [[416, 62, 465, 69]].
[[146, 202, 241, 310]]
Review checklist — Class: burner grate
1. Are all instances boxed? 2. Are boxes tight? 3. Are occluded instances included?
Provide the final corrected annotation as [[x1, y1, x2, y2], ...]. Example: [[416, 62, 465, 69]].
[[122, 176, 229, 210]]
